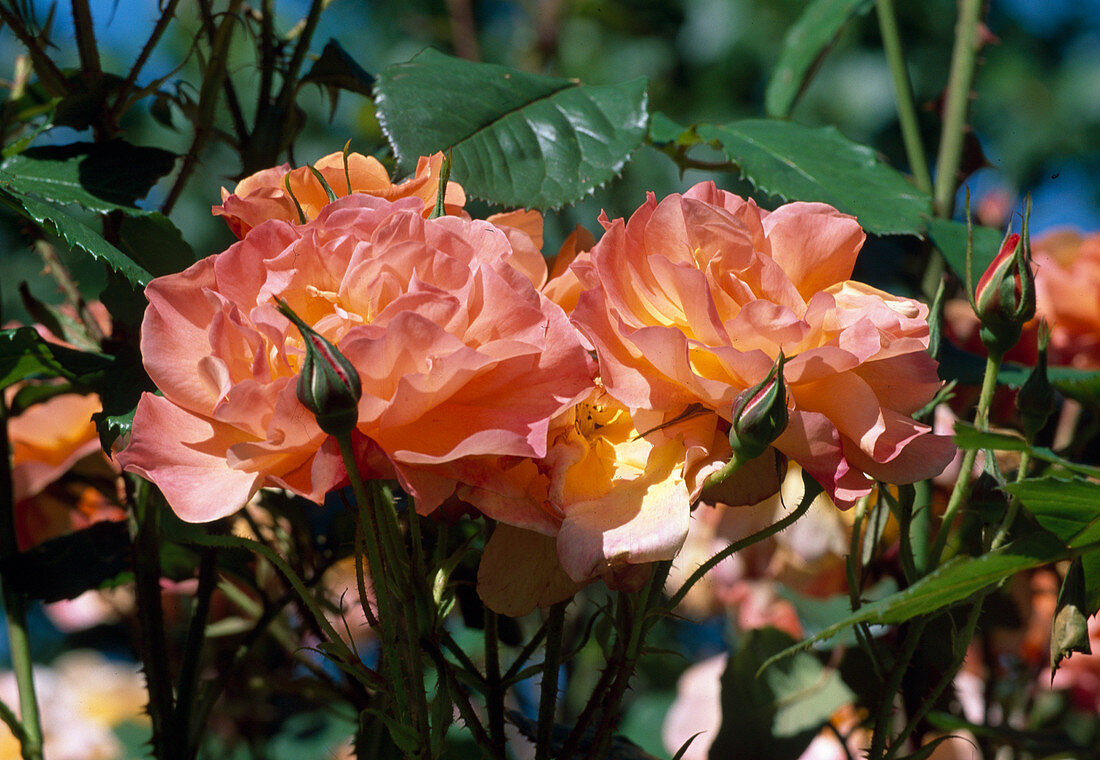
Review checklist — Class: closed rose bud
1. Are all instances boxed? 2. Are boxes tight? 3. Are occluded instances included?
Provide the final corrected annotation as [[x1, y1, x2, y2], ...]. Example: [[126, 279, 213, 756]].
[[728, 352, 789, 462], [974, 226, 1036, 358], [1016, 321, 1054, 442], [275, 298, 362, 437]]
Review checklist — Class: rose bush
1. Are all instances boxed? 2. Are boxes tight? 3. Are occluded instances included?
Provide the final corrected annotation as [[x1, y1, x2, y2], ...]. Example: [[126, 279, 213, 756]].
[[118, 194, 593, 522], [570, 181, 955, 508]]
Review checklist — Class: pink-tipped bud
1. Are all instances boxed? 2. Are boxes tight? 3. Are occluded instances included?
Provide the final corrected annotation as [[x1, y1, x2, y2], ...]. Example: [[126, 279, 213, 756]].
[[974, 228, 1036, 358], [275, 298, 362, 437], [728, 352, 789, 461]]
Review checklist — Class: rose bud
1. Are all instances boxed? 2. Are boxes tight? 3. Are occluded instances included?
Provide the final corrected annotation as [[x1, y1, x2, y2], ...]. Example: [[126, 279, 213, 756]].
[[1016, 321, 1055, 443], [275, 298, 362, 437], [728, 352, 789, 462], [973, 223, 1036, 359]]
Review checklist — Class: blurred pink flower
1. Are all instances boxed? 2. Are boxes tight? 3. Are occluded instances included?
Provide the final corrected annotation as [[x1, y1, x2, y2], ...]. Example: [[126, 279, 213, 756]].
[[570, 182, 954, 508], [119, 195, 592, 522]]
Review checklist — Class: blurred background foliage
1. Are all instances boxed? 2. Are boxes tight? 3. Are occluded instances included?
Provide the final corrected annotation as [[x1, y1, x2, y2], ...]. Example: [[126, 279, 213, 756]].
[[2, 0, 1099, 323]]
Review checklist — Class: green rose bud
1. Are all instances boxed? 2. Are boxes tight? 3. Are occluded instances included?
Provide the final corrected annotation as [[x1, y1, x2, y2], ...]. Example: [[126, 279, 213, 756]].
[[275, 298, 362, 437], [1016, 321, 1054, 443], [728, 352, 789, 461]]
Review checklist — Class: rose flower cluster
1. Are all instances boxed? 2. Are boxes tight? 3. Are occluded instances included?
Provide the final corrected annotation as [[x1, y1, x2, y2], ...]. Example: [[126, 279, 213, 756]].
[[118, 151, 954, 613]]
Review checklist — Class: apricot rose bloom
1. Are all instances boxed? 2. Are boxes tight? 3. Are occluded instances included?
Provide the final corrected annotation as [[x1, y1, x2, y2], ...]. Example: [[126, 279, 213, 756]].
[[118, 194, 593, 522], [570, 182, 955, 508], [1033, 229, 1100, 368], [213, 151, 465, 237]]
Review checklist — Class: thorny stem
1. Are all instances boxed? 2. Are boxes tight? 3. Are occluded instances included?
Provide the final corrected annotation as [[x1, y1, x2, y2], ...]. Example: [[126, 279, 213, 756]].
[[132, 479, 179, 760], [111, 0, 182, 120], [668, 472, 823, 611], [867, 618, 928, 760], [0, 399, 44, 760], [932, 0, 984, 218], [534, 601, 568, 760], [991, 451, 1030, 550], [589, 563, 672, 758], [883, 600, 984, 760], [34, 239, 106, 345], [175, 547, 218, 758], [875, 0, 932, 195], [336, 437, 409, 717], [162, 0, 243, 214], [485, 610, 506, 756], [928, 352, 1000, 567]]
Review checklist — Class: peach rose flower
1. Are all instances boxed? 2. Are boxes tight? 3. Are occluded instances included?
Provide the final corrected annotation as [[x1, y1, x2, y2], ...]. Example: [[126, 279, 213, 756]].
[[118, 194, 593, 522], [570, 182, 955, 508], [212, 151, 466, 237], [9, 392, 125, 551], [471, 387, 691, 615]]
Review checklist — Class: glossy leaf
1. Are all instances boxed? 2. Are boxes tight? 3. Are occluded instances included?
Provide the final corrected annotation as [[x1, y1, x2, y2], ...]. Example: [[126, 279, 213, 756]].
[[765, 0, 874, 118], [0, 326, 114, 390], [375, 48, 649, 209], [1006, 477, 1100, 549], [0, 186, 151, 288], [1, 140, 176, 212], [695, 120, 930, 235], [710, 627, 853, 760], [953, 422, 1100, 479], [762, 531, 1078, 669]]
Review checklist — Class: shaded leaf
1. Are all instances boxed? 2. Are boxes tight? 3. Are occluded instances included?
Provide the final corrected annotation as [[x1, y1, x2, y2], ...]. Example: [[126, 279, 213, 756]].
[[1, 140, 176, 212], [0, 521, 131, 602], [375, 48, 648, 209], [765, 0, 874, 118], [710, 627, 853, 760], [1007, 477, 1100, 550], [695, 120, 930, 235], [648, 111, 701, 148], [927, 217, 1004, 284], [303, 39, 375, 96], [0, 326, 114, 390], [0, 187, 151, 287], [953, 422, 1100, 479], [116, 212, 195, 277]]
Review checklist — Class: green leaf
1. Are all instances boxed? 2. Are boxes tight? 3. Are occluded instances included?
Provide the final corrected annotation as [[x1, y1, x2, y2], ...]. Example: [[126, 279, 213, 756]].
[[953, 422, 1100, 479], [1006, 477, 1100, 549], [0, 521, 132, 603], [375, 48, 649, 209], [0, 186, 151, 287], [303, 39, 375, 97], [648, 111, 701, 148], [761, 531, 1077, 670], [1, 140, 176, 212], [709, 627, 853, 760], [695, 120, 930, 235], [115, 212, 195, 277], [927, 217, 1004, 284], [765, 0, 874, 118], [0, 326, 114, 390]]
